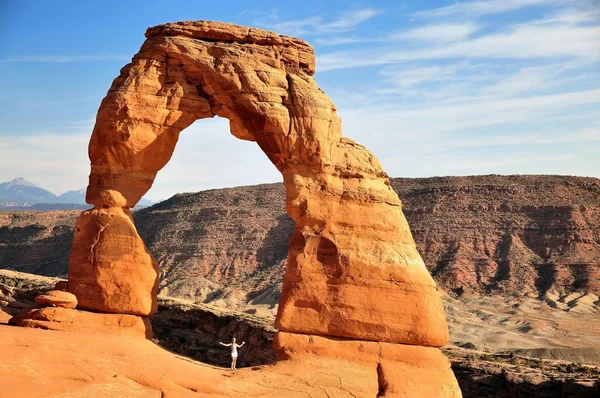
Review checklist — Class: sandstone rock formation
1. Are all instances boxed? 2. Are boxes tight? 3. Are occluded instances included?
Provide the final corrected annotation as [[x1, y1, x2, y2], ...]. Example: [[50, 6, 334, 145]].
[[10, 307, 152, 338], [72, 18, 449, 340], [69, 206, 158, 315], [16, 21, 458, 396], [0, 309, 9, 324], [34, 290, 77, 308]]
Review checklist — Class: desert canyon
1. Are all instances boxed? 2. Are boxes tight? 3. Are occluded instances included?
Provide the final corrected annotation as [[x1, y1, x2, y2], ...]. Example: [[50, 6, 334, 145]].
[[0, 20, 467, 397]]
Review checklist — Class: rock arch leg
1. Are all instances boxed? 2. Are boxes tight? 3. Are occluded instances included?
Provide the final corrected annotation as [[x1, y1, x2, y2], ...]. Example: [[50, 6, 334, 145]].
[[69, 46, 212, 315]]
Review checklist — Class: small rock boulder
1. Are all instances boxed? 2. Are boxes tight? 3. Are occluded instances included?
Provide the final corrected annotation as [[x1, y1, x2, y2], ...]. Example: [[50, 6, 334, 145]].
[[34, 290, 78, 309], [54, 280, 68, 292]]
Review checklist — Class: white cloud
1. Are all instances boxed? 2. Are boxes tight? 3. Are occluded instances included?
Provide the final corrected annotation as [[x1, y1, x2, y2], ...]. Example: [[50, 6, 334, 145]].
[[318, 21, 600, 71], [322, 9, 380, 31], [534, 6, 600, 25], [269, 8, 379, 37], [337, 88, 600, 150], [392, 23, 480, 43], [0, 133, 90, 195], [479, 62, 586, 98], [447, 154, 577, 170], [377, 64, 461, 89], [412, 0, 560, 19], [433, 24, 600, 59], [314, 36, 368, 46], [444, 127, 600, 148]]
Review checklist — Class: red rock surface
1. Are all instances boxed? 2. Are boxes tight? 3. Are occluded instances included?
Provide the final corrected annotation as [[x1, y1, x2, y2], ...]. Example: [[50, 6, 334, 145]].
[[0, 325, 461, 397], [68, 206, 158, 315], [34, 290, 77, 308], [0, 309, 9, 324], [9, 307, 152, 338], [274, 332, 461, 397]]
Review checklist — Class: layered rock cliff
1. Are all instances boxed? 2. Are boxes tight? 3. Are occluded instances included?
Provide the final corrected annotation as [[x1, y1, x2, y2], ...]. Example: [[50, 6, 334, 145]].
[[395, 175, 600, 298], [1, 175, 599, 304]]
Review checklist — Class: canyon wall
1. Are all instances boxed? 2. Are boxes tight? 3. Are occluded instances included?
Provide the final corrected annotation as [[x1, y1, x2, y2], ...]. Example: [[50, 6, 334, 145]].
[[1, 175, 599, 301]]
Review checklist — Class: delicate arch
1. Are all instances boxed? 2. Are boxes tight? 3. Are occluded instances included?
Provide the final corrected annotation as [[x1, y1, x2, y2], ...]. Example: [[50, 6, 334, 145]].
[[68, 21, 448, 347]]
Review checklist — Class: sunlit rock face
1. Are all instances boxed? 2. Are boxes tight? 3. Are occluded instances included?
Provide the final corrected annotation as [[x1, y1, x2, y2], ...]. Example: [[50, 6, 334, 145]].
[[62, 21, 459, 396]]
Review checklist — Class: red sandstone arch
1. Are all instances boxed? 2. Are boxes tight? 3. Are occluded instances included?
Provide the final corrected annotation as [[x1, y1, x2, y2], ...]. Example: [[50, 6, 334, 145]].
[[64, 21, 460, 396]]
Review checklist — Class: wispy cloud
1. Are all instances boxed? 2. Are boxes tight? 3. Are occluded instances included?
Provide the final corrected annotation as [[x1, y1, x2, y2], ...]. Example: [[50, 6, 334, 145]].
[[479, 61, 588, 98], [446, 154, 578, 171], [0, 55, 129, 63], [318, 20, 600, 71], [239, 8, 279, 20], [445, 127, 600, 148], [533, 6, 600, 26], [314, 36, 369, 46], [412, 0, 560, 19], [391, 23, 480, 43], [268, 8, 379, 37], [371, 59, 595, 101], [377, 63, 473, 89], [339, 88, 600, 141]]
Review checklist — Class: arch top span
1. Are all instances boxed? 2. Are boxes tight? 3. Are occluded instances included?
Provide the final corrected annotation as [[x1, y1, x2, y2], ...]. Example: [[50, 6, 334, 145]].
[[144, 21, 316, 75], [86, 21, 337, 209]]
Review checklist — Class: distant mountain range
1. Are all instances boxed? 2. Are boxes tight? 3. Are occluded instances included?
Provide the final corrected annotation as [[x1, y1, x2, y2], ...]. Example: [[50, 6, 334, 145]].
[[0, 177, 153, 209]]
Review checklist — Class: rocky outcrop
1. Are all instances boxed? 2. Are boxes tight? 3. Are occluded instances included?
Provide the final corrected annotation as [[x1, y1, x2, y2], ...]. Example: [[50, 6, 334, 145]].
[[13, 20, 458, 396], [274, 332, 461, 396], [0, 210, 78, 277], [69, 206, 158, 315], [392, 175, 600, 298], [34, 290, 77, 308], [70, 19, 449, 348], [10, 307, 152, 338]]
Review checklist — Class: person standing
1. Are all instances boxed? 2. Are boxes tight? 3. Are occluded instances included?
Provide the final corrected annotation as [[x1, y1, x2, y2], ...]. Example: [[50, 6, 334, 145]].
[[219, 337, 245, 370]]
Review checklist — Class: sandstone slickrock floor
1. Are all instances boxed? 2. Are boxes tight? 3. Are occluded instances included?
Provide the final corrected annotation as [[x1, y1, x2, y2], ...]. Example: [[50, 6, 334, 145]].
[[0, 324, 387, 398], [1, 271, 598, 397]]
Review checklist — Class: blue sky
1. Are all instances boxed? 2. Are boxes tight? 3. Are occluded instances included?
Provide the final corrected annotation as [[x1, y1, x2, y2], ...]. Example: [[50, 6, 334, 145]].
[[0, 0, 599, 201]]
